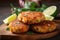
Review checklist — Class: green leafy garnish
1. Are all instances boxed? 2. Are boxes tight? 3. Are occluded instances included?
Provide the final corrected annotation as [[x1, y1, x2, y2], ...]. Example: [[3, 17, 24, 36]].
[[6, 27, 10, 31], [36, 4, 48, 12], [30, 2, 37, 8], [27, 31, 34, 34], [24, 2, 31, 9], [10, 3, 48, 16], [24, 2, 37, 9]]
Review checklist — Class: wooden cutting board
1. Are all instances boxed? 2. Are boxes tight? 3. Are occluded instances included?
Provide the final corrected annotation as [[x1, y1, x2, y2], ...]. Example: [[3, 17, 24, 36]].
[[0, 20, 60, 40]]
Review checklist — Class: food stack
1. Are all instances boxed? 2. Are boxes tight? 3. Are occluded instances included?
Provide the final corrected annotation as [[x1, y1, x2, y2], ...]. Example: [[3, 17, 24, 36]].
[[8, 11, 57, 34]]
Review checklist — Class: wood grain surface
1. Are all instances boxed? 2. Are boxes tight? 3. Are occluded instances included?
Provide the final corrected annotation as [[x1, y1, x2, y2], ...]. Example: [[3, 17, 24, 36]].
[[0, 20, 60, 40]]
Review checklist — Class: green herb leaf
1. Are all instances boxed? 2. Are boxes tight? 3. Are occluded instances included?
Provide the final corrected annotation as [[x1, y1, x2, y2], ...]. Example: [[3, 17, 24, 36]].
[[24, 2, 31, 9], [21, 8, 29, 11], [30, 2, 37, 8], [27, 31, 34, 34], [24, 2, 37, 9], [6, 27, 10, 31], [37, 4, 48, 12]]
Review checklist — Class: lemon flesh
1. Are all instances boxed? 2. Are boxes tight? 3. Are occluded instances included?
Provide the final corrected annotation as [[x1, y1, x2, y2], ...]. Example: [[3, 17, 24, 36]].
[[45, 15, 54, 21], [3, 14, 17, 24], [43, 6, 57, 16]]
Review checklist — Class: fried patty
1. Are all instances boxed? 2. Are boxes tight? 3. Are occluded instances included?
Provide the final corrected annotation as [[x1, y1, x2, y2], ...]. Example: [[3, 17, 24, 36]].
[[32, 20, 56, 33], [18, 11, 45, 24], [9, 20, 29, 34]]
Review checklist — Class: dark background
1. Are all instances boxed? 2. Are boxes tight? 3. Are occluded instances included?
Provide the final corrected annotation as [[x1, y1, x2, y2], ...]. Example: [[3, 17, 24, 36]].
[[0, 0, 60, 40]]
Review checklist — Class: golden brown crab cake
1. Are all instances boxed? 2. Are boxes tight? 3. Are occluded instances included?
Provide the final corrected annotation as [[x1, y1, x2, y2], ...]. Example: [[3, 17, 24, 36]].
[[9, 20, 29, 34], [18, 11, 45, 24], [32, 20, 57, 33]]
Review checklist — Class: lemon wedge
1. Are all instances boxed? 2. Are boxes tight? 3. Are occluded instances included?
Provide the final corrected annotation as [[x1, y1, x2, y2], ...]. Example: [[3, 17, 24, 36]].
[[45, 15, 54, 21], [3, 14, 17, 24], [43, 6, 57, 16]]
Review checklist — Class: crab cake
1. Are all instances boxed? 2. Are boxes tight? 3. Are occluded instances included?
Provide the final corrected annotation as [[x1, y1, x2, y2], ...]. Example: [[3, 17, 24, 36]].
[[32, 20, 56, 33], [9, 20, 29, 34], [18, 11, 45, 24]]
